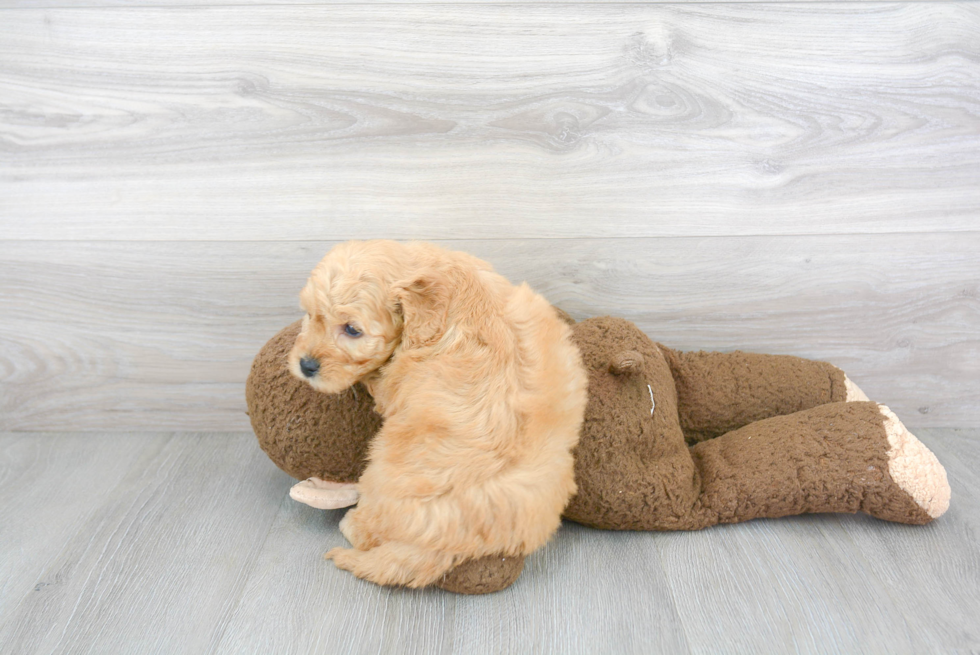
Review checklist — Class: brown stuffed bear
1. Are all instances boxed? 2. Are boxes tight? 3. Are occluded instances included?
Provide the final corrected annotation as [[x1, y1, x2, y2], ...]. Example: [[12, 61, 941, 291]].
[[246, 315, 951, 594]]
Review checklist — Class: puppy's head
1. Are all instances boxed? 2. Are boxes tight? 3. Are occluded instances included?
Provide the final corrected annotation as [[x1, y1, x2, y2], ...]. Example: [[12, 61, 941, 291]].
[[288, 241, 449, 394]]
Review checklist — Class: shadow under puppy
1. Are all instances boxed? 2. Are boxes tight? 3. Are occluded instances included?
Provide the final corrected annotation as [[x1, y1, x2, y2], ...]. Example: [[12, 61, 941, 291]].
[[289, 240, 588, 587]]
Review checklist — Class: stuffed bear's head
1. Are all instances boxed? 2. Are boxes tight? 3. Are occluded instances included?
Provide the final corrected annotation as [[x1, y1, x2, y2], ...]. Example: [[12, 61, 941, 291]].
[[247, 321, 380, 483]]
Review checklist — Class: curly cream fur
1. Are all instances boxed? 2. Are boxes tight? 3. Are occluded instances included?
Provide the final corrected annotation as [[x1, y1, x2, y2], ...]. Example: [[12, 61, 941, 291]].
[[289, 241, 588, 588]]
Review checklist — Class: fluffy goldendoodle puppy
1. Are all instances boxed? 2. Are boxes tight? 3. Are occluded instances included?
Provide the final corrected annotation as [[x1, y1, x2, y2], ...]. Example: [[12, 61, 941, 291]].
[[288, 240, 588, 588]]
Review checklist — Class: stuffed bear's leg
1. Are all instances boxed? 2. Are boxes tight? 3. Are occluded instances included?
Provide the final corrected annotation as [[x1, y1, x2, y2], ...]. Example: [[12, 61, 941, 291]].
[[660, 347, 863, 444], [687, 401, 950, 528]]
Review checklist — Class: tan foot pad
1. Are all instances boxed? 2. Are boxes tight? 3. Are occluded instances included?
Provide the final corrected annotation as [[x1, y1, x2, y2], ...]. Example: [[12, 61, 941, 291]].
[[879, 405, 951, 519], [845, 375, 870, 402], [289, 478, 359, 509]]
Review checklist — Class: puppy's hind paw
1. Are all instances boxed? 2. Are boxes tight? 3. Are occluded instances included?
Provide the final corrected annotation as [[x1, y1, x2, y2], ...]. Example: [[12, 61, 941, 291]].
[[324, 546, 349, 562], [338, 509, 378, 550], [325, 547, 365, 576], [324, 542, 455, 588]]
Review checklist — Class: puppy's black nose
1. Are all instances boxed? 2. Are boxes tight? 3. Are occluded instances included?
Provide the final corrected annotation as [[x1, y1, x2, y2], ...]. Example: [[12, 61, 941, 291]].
[[299, 357, 320, 378]]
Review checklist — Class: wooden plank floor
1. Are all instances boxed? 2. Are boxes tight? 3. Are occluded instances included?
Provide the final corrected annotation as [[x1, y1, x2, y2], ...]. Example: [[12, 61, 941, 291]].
[[0, 429, 977, 654]]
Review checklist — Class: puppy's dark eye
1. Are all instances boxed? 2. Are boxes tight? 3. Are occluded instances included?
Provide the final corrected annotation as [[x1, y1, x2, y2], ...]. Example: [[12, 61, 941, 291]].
[[344, 323, 362, 338]]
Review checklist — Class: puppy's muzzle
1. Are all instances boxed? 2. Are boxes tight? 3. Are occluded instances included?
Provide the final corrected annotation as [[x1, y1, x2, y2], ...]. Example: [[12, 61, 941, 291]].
[[299, 356, 320, 378]]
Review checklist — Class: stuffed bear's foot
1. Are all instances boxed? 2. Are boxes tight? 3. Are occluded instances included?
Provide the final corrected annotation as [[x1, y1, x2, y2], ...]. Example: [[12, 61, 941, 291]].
[[877, 405, 951, 520], [289, 478, 359, 509], [844, 376, 870, 402], [435, 554, 525, 594]]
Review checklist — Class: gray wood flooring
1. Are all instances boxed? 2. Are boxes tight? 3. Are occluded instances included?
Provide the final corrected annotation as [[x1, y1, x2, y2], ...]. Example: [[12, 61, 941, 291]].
[[0, 429, 977, 654]]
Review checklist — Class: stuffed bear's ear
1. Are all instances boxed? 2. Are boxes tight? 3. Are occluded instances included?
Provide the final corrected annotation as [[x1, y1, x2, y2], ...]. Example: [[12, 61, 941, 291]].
[[391, 271, 450, 350], [609, 350, 644, 375]]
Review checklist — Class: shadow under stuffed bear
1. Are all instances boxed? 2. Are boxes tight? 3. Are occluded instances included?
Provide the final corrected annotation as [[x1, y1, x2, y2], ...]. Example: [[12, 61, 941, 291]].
[[246, 313, 950, 594]]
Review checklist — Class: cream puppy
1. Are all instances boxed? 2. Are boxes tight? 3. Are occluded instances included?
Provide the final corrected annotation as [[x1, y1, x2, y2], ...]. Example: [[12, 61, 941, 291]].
[[289, 240, 588, 588]]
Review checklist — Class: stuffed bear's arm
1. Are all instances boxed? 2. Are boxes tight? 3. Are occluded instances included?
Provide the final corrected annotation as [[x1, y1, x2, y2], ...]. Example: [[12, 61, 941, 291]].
[[289, 478, 359, 509], [661, 348, 863, 443]]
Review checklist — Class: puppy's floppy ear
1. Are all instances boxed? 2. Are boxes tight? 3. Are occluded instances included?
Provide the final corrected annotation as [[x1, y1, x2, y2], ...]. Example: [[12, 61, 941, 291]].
[[391, 271, 450, 349]]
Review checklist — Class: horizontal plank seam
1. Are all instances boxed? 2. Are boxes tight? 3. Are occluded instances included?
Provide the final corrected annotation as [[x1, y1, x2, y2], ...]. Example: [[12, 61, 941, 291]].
[[0, 1, 962, 10], [2, 230, 980, 245], [0, 431, 261, 437], [4, 424, 979, 432]]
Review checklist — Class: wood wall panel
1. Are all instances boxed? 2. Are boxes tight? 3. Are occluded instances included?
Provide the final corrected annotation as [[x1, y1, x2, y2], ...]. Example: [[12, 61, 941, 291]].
[[1, 235, 976, 430], [1, 4, 978, 240]]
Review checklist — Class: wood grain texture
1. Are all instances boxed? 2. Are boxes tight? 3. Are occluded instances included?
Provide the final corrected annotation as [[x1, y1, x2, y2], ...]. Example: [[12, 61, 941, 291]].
[[213, 500, 691, 655], [0, 433, 159, 621], [832, 429, 980, 653], [0, 431, 977, 654], [0, 432, 287, 655], [1, 234, 977, 430], [1, 4, 978, 240], [659, 516, 921, 653]]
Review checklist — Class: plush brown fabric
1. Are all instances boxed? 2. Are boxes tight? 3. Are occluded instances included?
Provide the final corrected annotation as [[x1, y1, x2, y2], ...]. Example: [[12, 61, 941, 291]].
[[434, 555, 526, 594], [692, 401, 932, 526], [246, 321, 380, 482], [563, 317, 699, 530], [564, 319, 926, 530], [663, 348, 847, 444], [246, 315, 942, 595]]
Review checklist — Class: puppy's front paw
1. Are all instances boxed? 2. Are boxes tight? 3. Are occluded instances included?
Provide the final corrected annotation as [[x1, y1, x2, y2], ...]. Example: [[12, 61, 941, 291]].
[[339, 509, 379, 550]]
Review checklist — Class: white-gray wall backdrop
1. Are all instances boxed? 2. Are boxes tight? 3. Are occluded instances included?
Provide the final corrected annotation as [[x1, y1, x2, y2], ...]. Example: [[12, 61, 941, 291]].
[[1, 3, 978, 430]]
